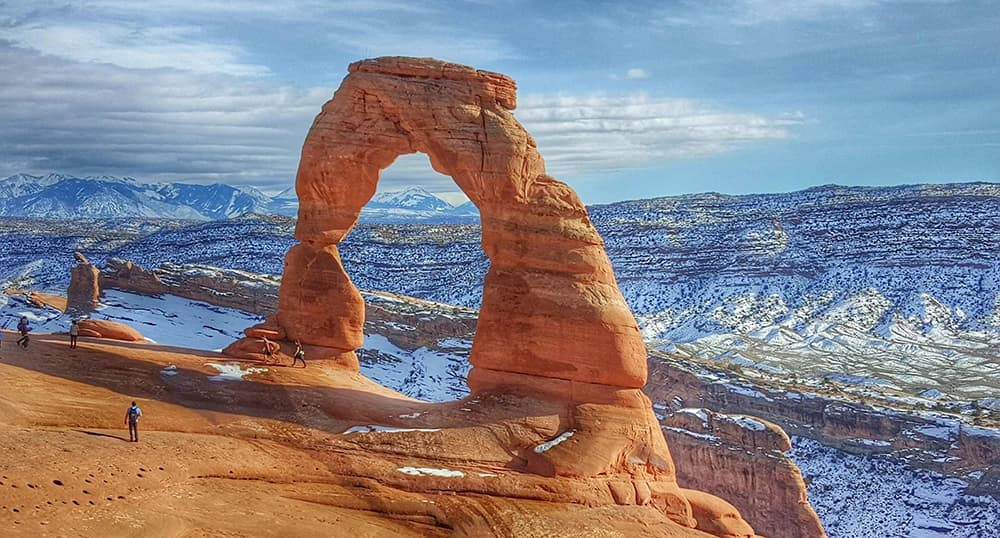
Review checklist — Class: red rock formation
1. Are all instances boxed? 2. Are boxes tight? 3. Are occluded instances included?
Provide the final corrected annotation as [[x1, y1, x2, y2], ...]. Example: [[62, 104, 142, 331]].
[[663, 409, 826, 538], [101, 258, 279, 315], [223, 56, 817, 536], [66, 252, 100, 315], [228, 57, 645, 392], [77, 319, 144, 342], [99, 259, 167, 297]]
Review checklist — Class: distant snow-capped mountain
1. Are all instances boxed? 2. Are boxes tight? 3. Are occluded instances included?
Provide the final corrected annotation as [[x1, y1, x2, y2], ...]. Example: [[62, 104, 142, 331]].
[[0, 174, 479, 222], [0, 173, 273, 220], [156, 182, 272, 220], [367, 186, 453, 211], [360, 187, 478, 223], [269, 184, 479, 222], [0, 173, 81, 199]]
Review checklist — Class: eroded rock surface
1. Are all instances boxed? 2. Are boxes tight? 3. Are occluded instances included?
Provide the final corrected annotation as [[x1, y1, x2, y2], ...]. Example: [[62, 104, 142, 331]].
[[66, 251, 100, 316], [228, 56, 645, 391], [101, 258, 280, 315], [222, 56, 817, 537], [77, 319, 144, 342], [663, 409, 826, 538]]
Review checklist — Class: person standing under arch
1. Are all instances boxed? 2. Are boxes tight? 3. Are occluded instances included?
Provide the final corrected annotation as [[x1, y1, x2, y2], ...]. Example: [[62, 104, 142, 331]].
[[292, 340, 306, 368], [69, 319, 80, 349], [262, 336, 277, 364]]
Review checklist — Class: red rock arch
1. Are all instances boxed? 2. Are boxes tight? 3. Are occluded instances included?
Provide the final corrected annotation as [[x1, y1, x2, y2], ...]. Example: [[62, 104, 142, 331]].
[[229, 57, 646, 393], [221, 58, 778, 537]]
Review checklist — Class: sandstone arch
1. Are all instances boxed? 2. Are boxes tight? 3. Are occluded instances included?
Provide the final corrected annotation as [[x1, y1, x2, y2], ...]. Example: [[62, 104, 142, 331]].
[[230, 57, 647, 393], [218, 57, 788, 536]]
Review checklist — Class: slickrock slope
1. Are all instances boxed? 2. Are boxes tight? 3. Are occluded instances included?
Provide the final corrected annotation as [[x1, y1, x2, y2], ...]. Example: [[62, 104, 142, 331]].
[[220, 57, 809, 536], [0, 333, 730, 537], [76, 319, 144, 342]]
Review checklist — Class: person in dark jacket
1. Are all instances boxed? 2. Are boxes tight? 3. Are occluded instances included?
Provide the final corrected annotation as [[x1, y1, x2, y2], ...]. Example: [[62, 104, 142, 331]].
[[292, 340, 306, 368], [16, 316, 30, 348], [125, 401, 142, 442], [69, 319, 80, 349]]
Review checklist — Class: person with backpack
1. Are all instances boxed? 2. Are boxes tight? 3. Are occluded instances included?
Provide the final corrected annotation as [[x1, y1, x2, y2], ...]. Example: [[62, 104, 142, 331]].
[[16, 316, 30, 348], [125, 401, 142, 442], [69, 319, 80, 349], [261, 336, 276, 364], [292, 340, 306, 368]]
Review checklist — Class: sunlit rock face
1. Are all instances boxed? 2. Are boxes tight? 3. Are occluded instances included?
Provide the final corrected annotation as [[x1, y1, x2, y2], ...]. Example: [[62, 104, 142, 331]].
[[221, 56, 828, 537], [66, 252, 100, 316]]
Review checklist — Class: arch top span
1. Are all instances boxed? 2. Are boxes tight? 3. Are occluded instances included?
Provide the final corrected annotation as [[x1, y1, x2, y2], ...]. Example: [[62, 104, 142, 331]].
[[348, 56, 518, 111], [229, 56, 649, 392]]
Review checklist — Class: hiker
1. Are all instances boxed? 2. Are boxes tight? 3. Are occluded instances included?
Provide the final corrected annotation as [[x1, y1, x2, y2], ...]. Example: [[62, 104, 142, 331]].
[[262, 336, 276, 364], [69, 319, 80, 349], [292, 340, 306, 368], [16, 316, 30, 348], [125, 401, 142, 442]]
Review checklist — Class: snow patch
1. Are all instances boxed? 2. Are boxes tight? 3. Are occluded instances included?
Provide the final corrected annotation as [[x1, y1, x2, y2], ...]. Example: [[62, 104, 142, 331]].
[[205, 362, 266, 382], [344, 425, 440, 434], [533, 431, 575, 453], [397, 466, 464, 478]]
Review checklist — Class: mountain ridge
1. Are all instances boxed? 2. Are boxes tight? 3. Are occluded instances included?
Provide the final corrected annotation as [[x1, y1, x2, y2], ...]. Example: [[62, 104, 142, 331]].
[[0, 173, 479, 222]]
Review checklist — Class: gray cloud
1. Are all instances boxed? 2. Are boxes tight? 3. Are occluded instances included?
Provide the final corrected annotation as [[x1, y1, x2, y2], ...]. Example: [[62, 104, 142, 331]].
[[0, 33, 799, 195], [517, 94, 802, 176], [0, 42, 327, 190]]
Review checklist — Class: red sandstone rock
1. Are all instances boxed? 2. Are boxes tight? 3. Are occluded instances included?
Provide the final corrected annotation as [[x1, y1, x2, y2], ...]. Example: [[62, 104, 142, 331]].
[[231, 56, 645, 390], [101, 259, 279, 315], [66, 252, 100, 315], [663, 409, 826, 538], [77, 319, 144, 342], [682, 488, 756, 538], [99, 258, 167, 297], [222, 56, 817, 537]]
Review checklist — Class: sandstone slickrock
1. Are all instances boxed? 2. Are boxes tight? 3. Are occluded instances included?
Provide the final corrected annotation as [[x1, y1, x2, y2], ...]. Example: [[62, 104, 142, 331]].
[[66, 251, 100, 316], [223, 56, 819, 537], [77, 319, 144, 342]]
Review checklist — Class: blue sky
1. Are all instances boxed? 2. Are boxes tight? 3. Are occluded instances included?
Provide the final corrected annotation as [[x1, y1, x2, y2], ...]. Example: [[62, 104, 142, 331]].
[[1, 0, 997, 203]]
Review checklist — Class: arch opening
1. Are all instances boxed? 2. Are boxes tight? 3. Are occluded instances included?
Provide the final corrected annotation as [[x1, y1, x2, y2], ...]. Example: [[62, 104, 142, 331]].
[[343, 152, 485, 401]]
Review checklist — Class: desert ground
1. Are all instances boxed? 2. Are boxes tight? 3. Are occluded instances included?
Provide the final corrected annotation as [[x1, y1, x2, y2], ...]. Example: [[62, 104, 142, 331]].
[[0, 331, 712, 537]]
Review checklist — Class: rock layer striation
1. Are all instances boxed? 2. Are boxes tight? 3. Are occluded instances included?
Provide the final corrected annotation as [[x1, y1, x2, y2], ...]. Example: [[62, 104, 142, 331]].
[[224, 56, 817, 536], [227, 57, 645, 391]]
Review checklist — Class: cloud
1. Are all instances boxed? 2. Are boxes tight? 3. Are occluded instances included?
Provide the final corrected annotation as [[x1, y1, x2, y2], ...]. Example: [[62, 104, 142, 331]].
[[626, 68, 650, 80], [0, 42, 326, 189], [349, 95, 802, 193], [322, 17, 519, 66], [731, 0, 883, 24], [0, 38, 802, 194], [657, 0, 957, 27], [5, 22, 268, 76], [515, 94, 802, 176]]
